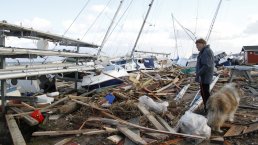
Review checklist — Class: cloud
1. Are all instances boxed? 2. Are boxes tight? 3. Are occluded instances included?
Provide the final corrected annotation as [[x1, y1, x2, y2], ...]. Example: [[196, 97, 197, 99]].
[[90, 4, 111, 13], [243, 20, 258, 35], [14, 17, 52, 32]]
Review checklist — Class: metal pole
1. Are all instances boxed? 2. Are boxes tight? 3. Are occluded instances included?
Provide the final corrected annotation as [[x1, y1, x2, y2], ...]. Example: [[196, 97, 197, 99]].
[[75, 45, 79, 91], [0, 35, 6, 113], [130, 0, 155, 58], [97, 0, 124, 57]]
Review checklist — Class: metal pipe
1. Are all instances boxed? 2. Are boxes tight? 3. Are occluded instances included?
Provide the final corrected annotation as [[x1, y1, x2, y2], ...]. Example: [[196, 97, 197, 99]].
[[0, 35, 6, 113], [0, 47, 96, 58], [0, 66, 99, 80], [0, 65, 99, 74]]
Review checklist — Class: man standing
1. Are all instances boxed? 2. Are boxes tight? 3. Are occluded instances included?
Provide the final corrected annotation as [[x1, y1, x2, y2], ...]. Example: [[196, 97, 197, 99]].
[[195, 38, 214, 113]]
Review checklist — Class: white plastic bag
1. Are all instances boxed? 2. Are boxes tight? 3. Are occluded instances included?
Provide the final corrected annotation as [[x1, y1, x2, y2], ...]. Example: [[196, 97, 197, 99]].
[[138, 95, 168, 114], [36, 94, 54, 104], [46, 91, 59, 97], [179, 111, 211, 139]]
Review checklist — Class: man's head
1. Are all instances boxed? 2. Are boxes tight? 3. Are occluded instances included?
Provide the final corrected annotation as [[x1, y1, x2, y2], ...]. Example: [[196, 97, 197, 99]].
[[195, 38, 207, 51]]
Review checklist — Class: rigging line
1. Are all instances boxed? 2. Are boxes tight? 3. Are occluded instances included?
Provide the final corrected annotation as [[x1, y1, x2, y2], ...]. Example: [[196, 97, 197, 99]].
[[42, 0, 90, 64], [171, 13, 196, 42], [194, 0, 200, 35], [106, 0, 134, 42], [62, 0, 91, 37], [81, 0, 112, 40], [103, 0, 134, 57], [107, 0, 134, 57], [97, 0, 125, 56], [205, 0, 223, 42], [171, 14, 178, 58]]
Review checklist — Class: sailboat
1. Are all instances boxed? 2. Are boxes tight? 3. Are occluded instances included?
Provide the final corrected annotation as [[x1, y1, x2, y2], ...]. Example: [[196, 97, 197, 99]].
[[108, 0, 161, 72], [81, 0, 129, 90]]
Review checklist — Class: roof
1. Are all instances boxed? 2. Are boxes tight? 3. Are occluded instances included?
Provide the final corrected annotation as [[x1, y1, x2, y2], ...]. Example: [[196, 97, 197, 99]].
[[0, 20, 99, 48], [242, 46, 258, 52]]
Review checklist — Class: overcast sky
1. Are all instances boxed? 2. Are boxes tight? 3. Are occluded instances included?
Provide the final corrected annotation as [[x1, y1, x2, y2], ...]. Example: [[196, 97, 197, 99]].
[[1, 0, 258, 59]]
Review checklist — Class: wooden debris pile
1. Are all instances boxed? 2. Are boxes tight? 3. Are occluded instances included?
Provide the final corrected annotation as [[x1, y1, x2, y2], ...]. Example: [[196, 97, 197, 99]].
[[4, 66, 258, 145]]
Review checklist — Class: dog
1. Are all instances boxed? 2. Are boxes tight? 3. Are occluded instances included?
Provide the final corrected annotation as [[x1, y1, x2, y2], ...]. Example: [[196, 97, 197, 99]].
[[206, 83, 242, 133]]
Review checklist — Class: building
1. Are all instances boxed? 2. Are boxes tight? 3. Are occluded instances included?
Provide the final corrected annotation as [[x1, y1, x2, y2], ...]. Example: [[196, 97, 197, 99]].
[[242, 46, 258, 65]]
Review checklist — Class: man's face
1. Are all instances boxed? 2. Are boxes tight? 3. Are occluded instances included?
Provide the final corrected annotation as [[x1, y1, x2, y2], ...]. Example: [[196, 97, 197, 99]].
[[196, 43, 205, 51]]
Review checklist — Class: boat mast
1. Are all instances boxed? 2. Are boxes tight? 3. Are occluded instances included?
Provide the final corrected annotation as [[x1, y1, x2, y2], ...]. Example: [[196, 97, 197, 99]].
[[97, 0, 124, 57], [130, 0, 155, 58], [205, 0, 223, 42]]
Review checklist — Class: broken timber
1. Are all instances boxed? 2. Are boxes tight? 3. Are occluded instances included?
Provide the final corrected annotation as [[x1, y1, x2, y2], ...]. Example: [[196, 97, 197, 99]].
[[137, 103, 166, 131], [156, 115, 175, 133], [174, 84, 190, 102], [87, 117, 206, 139], [155, 78, 179, 93], [9, 107, 38, 126], [32, 128, 118, 136], [223, 122, 258, 138], [6, 115, 26, 145], [124, 117, 141, 145], [117, 126, 147, 145]]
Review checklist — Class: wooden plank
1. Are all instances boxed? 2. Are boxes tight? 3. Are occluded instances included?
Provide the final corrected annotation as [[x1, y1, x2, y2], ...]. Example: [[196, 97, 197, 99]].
[[137, 103, 166, 131], [248, 86, 258, 95], [210, 136, 224, 144], [155, 78, 179, 93], [107, 135, 123, 144], [243, 122, 258, 134], [117, 126, 147, 145], [32, 128, 118, 136], [9, 107, 38, 126], [156, 115, 175, 133], [124, 117, 140, 145], [58, 101, 78, 114], [79, 89, 97, 97], [143, 133, 168, 140], [5, 115, 26, 145], [224, 125, 247, 137], [54, 137, 73, 145], [174, 84, 190, 102], [87, 117, 206, 139], [140, 70, 158, 81], [71, 99, 108, 112]]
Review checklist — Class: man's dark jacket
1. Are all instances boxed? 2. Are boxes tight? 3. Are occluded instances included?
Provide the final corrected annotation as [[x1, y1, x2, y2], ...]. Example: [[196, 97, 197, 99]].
[[195, 45, 214, 84]]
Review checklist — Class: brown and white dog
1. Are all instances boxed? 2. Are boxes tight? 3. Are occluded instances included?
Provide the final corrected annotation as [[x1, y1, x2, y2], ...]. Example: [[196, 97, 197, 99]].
[[206, 83, 242, 132]]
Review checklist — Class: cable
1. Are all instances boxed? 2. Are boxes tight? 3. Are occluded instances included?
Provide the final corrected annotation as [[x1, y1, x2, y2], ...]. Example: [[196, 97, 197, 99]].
[[106, 0, 134, 41], [63, 0, 91, 37], [81, 0, 112, 40], [171, 13, 197, 42]]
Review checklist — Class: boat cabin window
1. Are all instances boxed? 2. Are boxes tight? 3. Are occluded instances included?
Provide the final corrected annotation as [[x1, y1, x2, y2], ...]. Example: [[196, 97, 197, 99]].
[[111, 60, 126, 65]]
